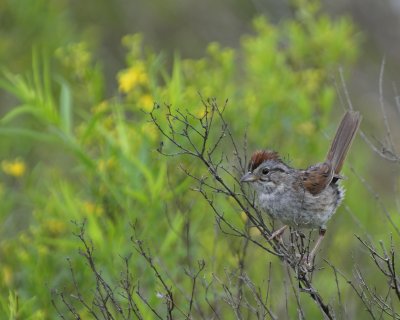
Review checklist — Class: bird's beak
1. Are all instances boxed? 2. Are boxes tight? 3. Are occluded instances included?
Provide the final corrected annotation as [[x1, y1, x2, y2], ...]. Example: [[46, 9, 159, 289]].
[[240, 172, 258, 183]]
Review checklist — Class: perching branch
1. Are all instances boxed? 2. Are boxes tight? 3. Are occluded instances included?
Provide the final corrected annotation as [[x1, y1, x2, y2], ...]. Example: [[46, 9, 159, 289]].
[[148, 97, 337, 319]]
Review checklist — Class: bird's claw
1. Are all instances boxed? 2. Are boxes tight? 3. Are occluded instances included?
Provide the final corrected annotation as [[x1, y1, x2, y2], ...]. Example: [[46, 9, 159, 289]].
[[295, 253, 315, 272]]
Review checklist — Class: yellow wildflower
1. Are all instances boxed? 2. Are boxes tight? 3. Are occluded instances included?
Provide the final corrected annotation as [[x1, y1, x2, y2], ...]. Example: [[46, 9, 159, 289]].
[[118, 63, 149, 93], [56, 42, 92, 78], [138, 94, 154, 112], [2, 158, 26, 177]]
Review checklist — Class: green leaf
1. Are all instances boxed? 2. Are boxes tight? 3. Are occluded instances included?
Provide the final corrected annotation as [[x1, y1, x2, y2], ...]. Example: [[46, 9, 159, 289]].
[[58, 79, 73, 134], [0, 127, 57, 142], [0, 104, 43, 124]]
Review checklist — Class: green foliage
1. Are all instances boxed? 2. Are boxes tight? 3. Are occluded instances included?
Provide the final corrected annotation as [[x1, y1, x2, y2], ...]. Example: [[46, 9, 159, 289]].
[[0, 1, 381, 318]]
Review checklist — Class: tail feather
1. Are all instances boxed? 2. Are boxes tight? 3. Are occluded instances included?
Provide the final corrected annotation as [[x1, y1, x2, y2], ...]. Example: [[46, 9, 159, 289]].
[[326, 111, 361, 174]]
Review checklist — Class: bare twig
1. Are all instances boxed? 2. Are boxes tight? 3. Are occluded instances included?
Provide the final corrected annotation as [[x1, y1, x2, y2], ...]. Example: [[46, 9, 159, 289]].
[[338, 67, 400, 163], [378, 57, 396, 153]]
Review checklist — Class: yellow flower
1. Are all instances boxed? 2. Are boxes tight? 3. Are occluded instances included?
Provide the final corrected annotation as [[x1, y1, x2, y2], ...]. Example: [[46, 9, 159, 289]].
[[138, 94, 154, 112], [2, 158, 26, 177], [56, 42, 92, 79], [118, 63, 149, 93]]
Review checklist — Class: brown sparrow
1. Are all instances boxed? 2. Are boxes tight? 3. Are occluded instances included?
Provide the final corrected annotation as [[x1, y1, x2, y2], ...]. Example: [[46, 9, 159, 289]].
[[241, 111, 361, 262]]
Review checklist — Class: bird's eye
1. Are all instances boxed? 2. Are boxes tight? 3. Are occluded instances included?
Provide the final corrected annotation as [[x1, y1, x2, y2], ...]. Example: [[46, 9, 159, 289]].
[[262, 168, 269, 175]]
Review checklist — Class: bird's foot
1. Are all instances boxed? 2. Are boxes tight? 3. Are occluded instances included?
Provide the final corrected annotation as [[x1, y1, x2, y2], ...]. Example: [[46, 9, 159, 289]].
[[295, 252, 315, 273]]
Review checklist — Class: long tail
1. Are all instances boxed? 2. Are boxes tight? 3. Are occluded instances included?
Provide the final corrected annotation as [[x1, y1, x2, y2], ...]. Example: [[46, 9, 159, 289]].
[[326, 111, 362, 174]]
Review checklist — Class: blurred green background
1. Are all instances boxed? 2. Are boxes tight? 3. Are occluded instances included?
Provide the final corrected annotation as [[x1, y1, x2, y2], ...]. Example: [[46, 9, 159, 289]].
[[0, 0, 399, 318]]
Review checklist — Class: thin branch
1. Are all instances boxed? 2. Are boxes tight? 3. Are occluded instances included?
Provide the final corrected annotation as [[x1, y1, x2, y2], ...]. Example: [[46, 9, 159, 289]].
[[148, 98, 337, 320], [378, 57, 396, 152]]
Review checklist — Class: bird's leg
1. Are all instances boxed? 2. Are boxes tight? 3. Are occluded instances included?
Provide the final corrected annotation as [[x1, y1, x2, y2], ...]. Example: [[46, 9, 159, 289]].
[[268, 225, 288, 241], [307, 228, 326, 265]]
